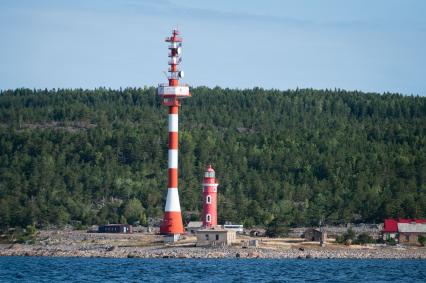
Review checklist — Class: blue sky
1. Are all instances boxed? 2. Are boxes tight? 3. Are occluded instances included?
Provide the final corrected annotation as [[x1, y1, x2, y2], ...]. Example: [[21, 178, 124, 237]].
[[0, 0, 425, 95]]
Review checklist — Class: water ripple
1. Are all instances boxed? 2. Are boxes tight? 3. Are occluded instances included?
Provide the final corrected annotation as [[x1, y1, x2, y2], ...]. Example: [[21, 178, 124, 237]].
[[0, 257, 425, 282]]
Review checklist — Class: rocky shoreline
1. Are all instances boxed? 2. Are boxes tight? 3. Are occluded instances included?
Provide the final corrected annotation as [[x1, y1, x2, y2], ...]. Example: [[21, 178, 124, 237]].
[[2, 244, 426, 260], [1, 230, 425, 259]]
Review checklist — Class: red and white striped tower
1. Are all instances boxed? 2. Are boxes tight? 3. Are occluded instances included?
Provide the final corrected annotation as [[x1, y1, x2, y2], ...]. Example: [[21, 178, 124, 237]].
[[157, 29, 191, 235], [202, 165, 219, 227]]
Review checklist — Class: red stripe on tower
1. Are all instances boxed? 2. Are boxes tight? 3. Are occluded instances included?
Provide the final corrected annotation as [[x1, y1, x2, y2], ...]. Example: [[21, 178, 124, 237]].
[[157, 29, 191, 235]]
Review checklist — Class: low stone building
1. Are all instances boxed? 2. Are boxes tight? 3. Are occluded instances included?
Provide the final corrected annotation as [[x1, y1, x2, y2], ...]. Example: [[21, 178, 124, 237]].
[[196, 227, 236, 247], [398, 223, 426, 244]]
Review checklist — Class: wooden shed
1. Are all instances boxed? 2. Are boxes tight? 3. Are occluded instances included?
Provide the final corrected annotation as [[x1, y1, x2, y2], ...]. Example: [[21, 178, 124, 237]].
[[304, 228, 327, 243]]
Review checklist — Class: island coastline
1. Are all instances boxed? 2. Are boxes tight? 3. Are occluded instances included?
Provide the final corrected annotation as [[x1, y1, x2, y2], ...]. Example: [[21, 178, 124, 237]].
[[1, 230, 425, 260]]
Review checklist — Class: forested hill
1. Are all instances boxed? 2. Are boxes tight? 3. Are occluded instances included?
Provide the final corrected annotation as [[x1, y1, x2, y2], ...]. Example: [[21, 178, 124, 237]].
[[0, 87, 425, 229]]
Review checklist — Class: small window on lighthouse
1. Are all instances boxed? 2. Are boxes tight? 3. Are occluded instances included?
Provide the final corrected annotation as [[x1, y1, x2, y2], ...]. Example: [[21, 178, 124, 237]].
[[206, 214, 211, 222], [206, 195, 211, 204]]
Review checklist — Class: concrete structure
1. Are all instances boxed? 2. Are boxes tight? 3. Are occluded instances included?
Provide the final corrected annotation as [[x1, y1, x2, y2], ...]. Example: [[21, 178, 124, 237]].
[[320, 228, 327, 247], [202, 165, 218, 227], [196, 227, 236, 247], [158, 29, 191, 236], [186, 221, 203, 234], [98, 224, 132, 234], [397, 223, 426, 244], [223, 224, 244, 233], [242, 239, 260, 248], [163, 234, 180, 243]]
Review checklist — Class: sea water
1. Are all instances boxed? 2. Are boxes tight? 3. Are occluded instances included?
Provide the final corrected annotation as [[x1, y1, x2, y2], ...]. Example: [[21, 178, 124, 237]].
[[0, 257, 425, 282]]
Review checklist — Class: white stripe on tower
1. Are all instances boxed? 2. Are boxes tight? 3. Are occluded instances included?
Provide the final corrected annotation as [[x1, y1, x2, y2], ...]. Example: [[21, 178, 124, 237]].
[[168, 114, 178, 132], [168, 149, 178, 169], [165, 188, 181, 211]]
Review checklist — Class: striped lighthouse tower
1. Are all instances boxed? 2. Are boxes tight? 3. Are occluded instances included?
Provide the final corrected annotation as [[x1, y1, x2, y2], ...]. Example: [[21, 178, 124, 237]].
[[157, 29, 191, 235], [202, 165, 219, 227]]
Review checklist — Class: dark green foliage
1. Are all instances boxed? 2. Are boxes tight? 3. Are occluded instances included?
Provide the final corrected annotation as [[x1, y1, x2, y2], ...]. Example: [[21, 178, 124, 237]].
[[354, 232, 375, 245], [418, 235, 426, 246], [122, 198, 147, 225], [386, 238, 397, 246], [344, 229, 356, 241], [0, 87, 425, 229], [265, 217, 289, 238], [335, 235, 345, 244], [25, 224, 37, 236], [4, 225, 38, 243], [336, 228, 357, 244]]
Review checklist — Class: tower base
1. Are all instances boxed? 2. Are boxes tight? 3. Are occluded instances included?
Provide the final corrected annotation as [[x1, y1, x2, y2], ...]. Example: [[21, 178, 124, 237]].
[[160, 211, 184, 235], [163, 234, 180, 243]]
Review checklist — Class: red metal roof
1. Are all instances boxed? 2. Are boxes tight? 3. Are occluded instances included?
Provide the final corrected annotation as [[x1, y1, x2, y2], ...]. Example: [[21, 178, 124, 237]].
[[383, 218, 426, 233]]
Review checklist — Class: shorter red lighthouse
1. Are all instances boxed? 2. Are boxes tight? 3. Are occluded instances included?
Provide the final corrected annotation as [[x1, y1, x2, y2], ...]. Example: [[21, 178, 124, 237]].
[[202, 165, 219, 227]]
